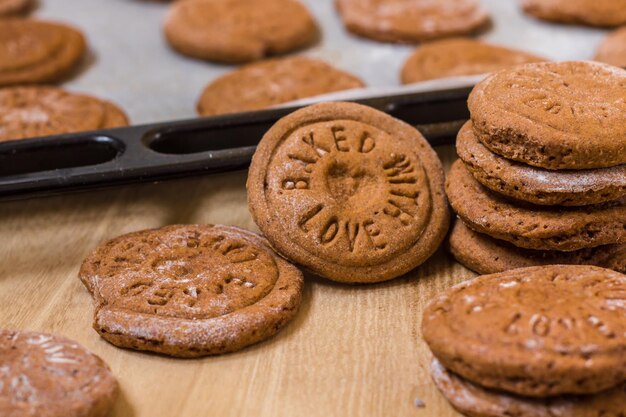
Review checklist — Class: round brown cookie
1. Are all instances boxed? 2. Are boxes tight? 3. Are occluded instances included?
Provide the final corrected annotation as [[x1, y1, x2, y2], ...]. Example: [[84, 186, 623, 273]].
[[431, 359, 626, 417], [0, 329, 117, 417], [468, 61, 626, 170], [0, 87, 129, 142], [401, 38, 544, 84], [197, 57, 365, 116], [0, 0, 33, 16], [595, 27, 626, 68], [521, 0, 626, 27], [0, 19, 86, 86], [446, 160, 626, 251], [247, 102, 449, 283], [164, 0, 318, 64], [335, 0, 489, 43], [422, 265, 626, 397], [79, 224, 304, 358], [448, 219, 626, 275], [456, 121, 626, 206]]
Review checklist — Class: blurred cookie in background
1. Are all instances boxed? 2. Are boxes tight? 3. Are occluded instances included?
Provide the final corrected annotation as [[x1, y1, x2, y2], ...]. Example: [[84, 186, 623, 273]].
[[0, 0, 33, 16], [521, 0, 626, 27], [595, 26, 626, 67]]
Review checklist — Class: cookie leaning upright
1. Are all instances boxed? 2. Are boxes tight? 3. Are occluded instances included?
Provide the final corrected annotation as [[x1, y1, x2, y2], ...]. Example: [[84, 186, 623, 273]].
[[79, 224, 304, 357], [0, 19, 86, 86], [164, 0, 318, 64], [468, 61, 626, 170], [247, 102, 449, 283]]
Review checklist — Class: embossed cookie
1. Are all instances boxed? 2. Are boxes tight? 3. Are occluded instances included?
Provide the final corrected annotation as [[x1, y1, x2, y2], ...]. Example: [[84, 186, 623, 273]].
[[197, 57, 365, 116], [521, 0, 626, 27], [401, 38, 544, 84], [449, 220, 626, 275], [0, 87, 129, 142], [595, 27, 626, 68], [446, 160, 626, 251], [431, 359, 626, 417], [0, 19, 86, 86], [335, 0, 490, 43], [0, 0, 32, 16], [164, 0, 318, 63], [422, 265, 626, 397], [79, 224, 304, 357], [0, 329, 118, 417], [247, 102, 449, 283], [468, 61, 626, 170], [456, 122, 626, 206]]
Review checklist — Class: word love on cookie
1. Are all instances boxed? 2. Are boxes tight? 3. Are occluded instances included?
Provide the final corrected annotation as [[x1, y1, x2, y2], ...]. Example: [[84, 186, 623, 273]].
[[247, 102, 449, 284]]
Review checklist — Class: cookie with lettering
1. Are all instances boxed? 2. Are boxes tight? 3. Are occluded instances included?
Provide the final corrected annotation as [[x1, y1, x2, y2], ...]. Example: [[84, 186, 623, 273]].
[[446, 160, 626, 251], [335, 0, 490, 43], [456, 122, 626, 206], [521, 0, 626, 27], [0, 87, 129, 142], [247, 102, 449, 283], [431, 359, 626, 417], [401, 38, 544, 84], [595, 27, 626, 68], [197, 57, 365, 116], [164, 0, 318, 63], [448, 220, 626, 275], [423, 265, 626, 397], [0, 19, 86, 86], [79, 224, 304, 357], [0, 0, 32, 16], [0, 329, 117, 417], [468, 61, 626, 170]]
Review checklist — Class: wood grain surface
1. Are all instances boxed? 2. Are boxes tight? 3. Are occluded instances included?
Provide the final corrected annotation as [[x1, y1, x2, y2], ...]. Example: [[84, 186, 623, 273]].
[[0, 145, 475, 417]]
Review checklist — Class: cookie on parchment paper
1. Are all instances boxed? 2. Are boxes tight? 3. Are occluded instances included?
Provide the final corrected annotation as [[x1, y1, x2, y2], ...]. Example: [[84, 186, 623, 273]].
[[521, 0, 626, 27]]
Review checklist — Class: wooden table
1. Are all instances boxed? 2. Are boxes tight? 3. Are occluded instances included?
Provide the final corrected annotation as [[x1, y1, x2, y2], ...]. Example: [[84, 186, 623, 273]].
[[0, 145, 474, 417]]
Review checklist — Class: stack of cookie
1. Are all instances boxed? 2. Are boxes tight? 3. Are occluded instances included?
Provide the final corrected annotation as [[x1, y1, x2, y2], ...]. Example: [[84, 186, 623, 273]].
[[422, 265, 626, 416], [447, 61, 626, 274]]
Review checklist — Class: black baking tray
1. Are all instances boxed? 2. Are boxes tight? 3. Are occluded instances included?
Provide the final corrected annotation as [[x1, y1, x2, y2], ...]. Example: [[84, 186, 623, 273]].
[[0, 86, 472, 200]]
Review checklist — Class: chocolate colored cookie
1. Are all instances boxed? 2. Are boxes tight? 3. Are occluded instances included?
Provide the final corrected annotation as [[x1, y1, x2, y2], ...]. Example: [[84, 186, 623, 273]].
[[521, 0, 626, 27], [79, 224, 304, 357], [446, 160, 626, 251], [456, 122, 626, 206], [0, 87, 129, 142], [335, 0, 489, 43], [0, 329, 118, 417], [0, 19, 86, 86], [431, 359, 626, 417], [164, 0, 318, 63], [0, 0, 32, 16], [595, 27, 626, 68], [422, 265, 626, 397], [448, 220, 626, 275], [197, 57, 365, 116], [401, 38, 544, 84], [468, 61, 626, 170], [247, 102, 449, 283]]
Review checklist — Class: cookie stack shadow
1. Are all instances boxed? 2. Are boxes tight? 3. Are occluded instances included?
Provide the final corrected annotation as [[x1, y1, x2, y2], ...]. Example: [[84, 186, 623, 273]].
[[446, 61, 626, 275]]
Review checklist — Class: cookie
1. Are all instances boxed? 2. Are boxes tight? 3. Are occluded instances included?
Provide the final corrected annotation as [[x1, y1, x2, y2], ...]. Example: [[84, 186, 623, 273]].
[[0, 19, 86, 86], [422, 265, 626, 397], [468, 61, 626, 170], [446, 160, 626, 251], [431, 359, 626, 417], [247, 102, 449, 283], [79, 224, 304, 358], [0, 329, 118, 417], [595, 27, 626, 68], [197, 57, 365, 116], [335, 0, 490, 43], [164, 0, 318, 63], [0, 87, 129, 142], [456, 121, 626, 206], [448, 220, 626, 275], [401, 38, 544, 84], [521, 0, 626, 27], [0, 0, 32, 16]]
